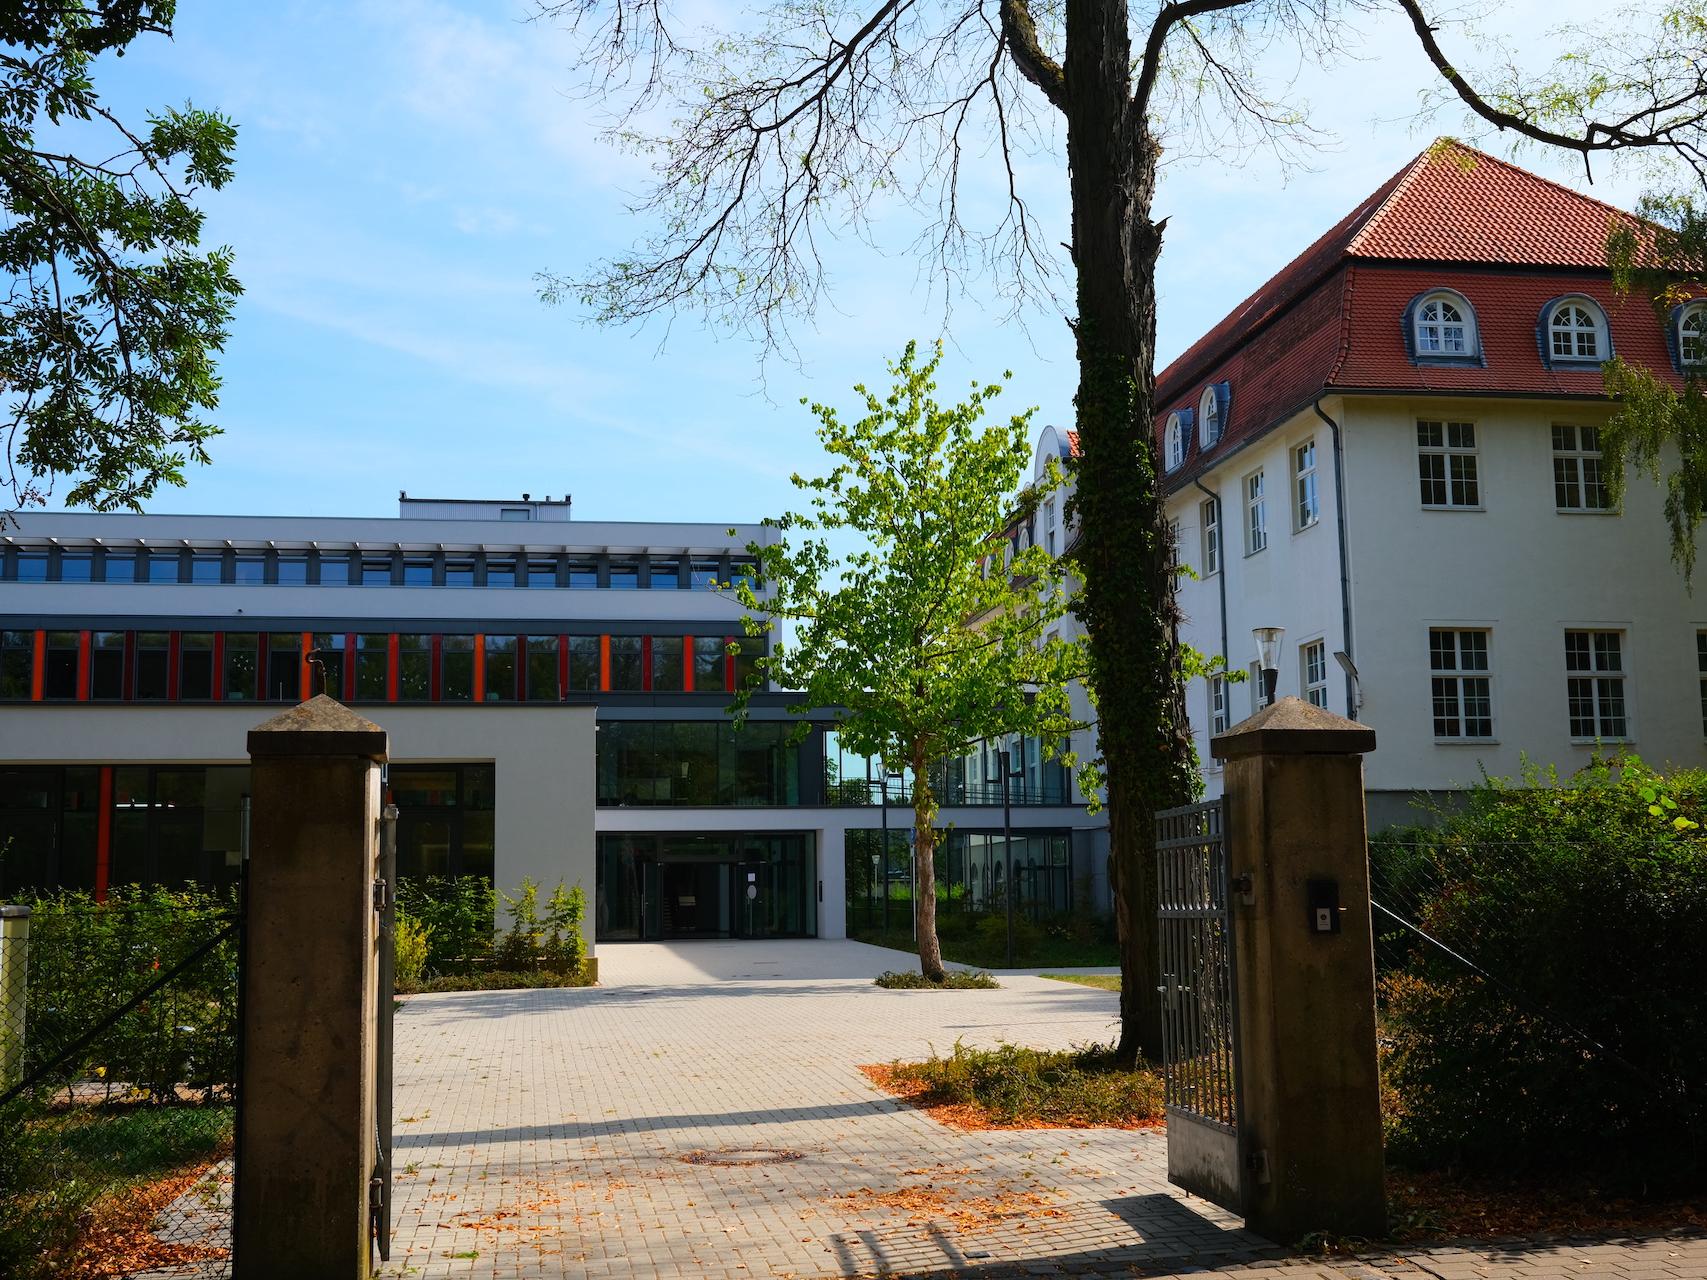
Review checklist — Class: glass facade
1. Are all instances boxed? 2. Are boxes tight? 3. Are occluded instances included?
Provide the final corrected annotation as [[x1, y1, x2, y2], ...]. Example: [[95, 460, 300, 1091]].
[[844, 827, 1073, 935], [0, 626, 758, 702], [598, 720, 801, 806], [388, 763, 496, 879], [0, 767, 100, 894], [596, 831, 816, 941]]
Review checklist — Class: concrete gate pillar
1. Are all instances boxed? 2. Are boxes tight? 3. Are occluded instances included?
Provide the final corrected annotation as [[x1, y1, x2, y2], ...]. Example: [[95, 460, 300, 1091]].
[[1212, 696, 1385, 1242], [236, 695, 388, 1279]]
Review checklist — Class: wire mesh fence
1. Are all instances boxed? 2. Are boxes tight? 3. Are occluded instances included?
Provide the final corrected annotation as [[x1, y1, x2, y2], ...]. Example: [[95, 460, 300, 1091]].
[[0, 890, 240, 1279]]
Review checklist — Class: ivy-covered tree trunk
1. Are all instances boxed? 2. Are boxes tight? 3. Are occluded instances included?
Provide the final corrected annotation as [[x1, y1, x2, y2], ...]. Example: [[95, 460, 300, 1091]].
[[1063, 0, 1197, 1065], [911, 740, 948, 982]]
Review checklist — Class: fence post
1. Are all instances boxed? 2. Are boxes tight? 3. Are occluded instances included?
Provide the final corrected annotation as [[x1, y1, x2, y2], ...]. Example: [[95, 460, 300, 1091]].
[[0, 905, 28, 1091], [236, 696, 388, 1279], [1212, 696, 1385, 1242]]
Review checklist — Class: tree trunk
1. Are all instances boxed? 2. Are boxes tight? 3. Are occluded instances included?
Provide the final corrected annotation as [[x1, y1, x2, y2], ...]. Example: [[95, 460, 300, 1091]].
[[1062, 0, 1198, 1065], [911, 740, 948, 983]]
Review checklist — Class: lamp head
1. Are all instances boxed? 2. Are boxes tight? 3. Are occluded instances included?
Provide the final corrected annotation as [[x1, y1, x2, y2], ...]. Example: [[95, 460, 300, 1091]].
[[1253, 626, 1285, 671]]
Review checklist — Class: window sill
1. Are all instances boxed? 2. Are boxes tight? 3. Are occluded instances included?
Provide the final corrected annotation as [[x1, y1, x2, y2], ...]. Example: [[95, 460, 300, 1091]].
[[1554, 507, 1620, 516], [1434, 737, 1499, 746], [1569, 737, 1634, 746], [1293, 519, 1321, 535], [1243, 547, 1268, 559], [1420, 505, 1486, 513]]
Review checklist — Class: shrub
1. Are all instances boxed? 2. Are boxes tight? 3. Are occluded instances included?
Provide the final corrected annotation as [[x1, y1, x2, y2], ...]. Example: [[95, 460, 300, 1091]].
[[882, 1040, 1162, 1126], [16, 886, 238, 1101], [399, 968, 595, 994], [395, 876, 496, 975], [1375, 755, 1707, 1189], [393, 911, 432, 988], [874, 969, 998, 989], [539, 882, 587, 976], [495, 878, 543, 972], [973, 911, 1041, 960]]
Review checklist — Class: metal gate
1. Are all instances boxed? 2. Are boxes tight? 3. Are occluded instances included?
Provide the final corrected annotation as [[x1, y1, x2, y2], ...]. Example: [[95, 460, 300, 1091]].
[[1155, 798, 1245, 1214], [371, 802, 398, 1267]]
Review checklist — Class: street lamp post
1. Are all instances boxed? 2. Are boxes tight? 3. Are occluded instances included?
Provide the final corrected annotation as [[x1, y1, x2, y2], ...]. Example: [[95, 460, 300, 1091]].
[[1253, 626, 1286, 707], [879, 761, 890, 934]]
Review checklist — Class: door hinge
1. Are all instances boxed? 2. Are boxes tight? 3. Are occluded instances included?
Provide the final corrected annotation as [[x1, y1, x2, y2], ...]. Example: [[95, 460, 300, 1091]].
[[1246, 1149, 1271, 1185], [372, 878, 389, 913]]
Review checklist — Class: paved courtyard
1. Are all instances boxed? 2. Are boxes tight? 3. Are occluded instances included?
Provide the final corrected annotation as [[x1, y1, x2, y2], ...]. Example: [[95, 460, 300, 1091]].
[[377, 941, 1707, 1279]]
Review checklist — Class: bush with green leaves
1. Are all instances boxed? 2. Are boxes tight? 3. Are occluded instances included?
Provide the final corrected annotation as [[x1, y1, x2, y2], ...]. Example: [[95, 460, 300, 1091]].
[[882, 1040, 1162, 1126], [393, 911, 432, 988], [395, 876, 496, 975], [874, 969, 998, 989], [1375, 755, 1707, 1189]]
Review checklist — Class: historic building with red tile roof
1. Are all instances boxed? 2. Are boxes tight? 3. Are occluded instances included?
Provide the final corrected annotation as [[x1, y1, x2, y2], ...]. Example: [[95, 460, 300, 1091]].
[[1035, 140, 1706, 826]]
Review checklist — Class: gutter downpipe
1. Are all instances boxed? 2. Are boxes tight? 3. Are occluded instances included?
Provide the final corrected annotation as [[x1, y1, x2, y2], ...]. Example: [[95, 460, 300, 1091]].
[[1313, 397, 1357, 721], [1190, 478, 1229, 694]]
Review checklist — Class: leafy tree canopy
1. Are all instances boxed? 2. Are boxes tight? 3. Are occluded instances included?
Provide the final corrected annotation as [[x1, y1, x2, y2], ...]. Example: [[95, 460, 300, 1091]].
[[0, 0, 239, 512], [729, 339, 1083, 772]]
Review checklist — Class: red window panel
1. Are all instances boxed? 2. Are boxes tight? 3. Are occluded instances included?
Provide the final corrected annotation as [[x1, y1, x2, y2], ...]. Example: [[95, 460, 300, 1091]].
[[472, 633, 485, 703], [95, 766, 113, 902], [30, 630, 43, 701], [299, 631, 313, 700], [725, 637, 736, 693], [76, 631, 91, 701], [683, 635, 694, 693]]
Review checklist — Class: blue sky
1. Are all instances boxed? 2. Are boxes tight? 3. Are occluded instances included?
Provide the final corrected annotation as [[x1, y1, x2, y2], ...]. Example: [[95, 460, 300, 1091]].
[[73, 0, 1648, 523]]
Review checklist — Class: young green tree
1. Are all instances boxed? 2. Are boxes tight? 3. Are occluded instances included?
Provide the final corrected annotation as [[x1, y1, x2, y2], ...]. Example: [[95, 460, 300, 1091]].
[[0, 1, 240, 513], [535, 0, 1703, 1059], [1603, 193, 1707, 580], [728, 341, 1082, 982]]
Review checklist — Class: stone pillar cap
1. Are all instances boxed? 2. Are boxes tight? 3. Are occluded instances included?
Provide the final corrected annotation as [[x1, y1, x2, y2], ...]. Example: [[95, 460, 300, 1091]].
[[248, 694, 389, 761], [1211, 695, 1376, 760], [0, 904, 30, 918]]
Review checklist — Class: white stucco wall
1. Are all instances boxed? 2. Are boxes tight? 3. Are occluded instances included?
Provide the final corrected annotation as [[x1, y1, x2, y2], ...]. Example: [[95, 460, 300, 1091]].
[[1340, 394, 1706, 792], [1163, 393, 1707, 816], [1166, 402, 1350, 792]]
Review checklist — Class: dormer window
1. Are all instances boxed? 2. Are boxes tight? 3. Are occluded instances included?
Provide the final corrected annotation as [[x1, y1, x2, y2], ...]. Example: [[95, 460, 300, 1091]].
[[1199, 387, 1220, 448], [1413, 291, 1475, 357], [1544, 297, 1608, 364], [1164, 413, 1185, 471], [1681, 304, 1707, 367]]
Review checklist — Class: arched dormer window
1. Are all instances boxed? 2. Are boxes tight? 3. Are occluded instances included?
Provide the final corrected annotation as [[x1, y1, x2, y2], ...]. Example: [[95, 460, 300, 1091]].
[[1680, 303, 1707, 368], [1412, 290, 1475, 358], [1164, 413, 1185, 471], [1543, 296, 1609, 365], [1199, 386, 1220, 448]]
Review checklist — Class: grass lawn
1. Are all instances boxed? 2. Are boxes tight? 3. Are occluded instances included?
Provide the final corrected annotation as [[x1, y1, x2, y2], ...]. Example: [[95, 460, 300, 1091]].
[[854, 920, 1119, 969], [1, 1102, 233, 1278], [1041, 973, 1120, 991], [863, 1041, 1163, 1129]]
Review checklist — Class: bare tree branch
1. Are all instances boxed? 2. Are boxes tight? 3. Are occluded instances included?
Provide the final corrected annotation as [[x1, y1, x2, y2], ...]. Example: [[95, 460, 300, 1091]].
[[1000, 0, 1067, 112]]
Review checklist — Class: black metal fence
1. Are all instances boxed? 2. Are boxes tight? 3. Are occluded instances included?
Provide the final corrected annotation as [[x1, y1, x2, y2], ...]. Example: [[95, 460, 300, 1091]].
[[0, 892, 240, 1279], [1155, 799, 1239, 1131]]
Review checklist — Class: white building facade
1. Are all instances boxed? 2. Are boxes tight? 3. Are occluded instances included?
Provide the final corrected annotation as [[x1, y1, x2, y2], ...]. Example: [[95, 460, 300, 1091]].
[[1038, 142, 1706, 828]]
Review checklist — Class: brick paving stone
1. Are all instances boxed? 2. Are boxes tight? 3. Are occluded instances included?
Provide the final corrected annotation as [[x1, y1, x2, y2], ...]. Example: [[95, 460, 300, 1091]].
[[374, 940, 1707, 1280]]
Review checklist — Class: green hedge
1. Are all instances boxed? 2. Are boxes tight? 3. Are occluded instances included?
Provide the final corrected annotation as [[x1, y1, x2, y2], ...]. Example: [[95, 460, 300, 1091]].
[[1374, 756, 1707, 1189]]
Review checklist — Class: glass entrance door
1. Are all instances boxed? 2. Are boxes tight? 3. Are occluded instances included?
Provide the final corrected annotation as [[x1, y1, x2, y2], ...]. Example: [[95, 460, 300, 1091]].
[[595, 831, 818, 942]]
